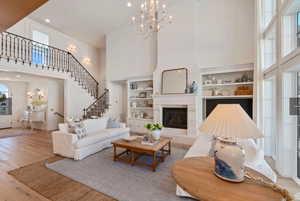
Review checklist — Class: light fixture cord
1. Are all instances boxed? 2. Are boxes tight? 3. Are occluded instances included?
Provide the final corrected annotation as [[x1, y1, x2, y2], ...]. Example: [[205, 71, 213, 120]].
[[245, 171, 294, 201]]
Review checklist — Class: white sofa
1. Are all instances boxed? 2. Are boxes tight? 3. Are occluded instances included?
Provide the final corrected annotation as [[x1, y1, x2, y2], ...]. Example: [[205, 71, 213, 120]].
[[176, 134, 277, 198], [52, 117, 130, 160]]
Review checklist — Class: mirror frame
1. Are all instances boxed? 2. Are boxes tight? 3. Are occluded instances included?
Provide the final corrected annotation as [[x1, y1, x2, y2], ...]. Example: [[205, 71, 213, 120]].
[[161, 68, 188, 95]]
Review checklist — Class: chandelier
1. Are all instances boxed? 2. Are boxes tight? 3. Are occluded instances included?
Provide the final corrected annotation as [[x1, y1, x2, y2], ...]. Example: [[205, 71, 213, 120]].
[[126, 0, 173, 36]]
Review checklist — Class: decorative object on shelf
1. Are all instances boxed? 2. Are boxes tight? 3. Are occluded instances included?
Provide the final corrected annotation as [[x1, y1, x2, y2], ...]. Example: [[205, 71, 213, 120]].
[[126, 0, 173, 37], [132, 101, 137, 108], [212, 76, 217, 84], [190, 81, 199, 94], [199, 104, 263, 182], [235, 86, 253, 95], [145, 123, 163, 140], [138, 92, 147, 98]]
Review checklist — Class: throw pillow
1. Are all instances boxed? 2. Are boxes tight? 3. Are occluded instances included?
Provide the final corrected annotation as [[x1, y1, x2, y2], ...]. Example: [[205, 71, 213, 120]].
[[107, 118, 120, 128], [74, 127, 87, 139]]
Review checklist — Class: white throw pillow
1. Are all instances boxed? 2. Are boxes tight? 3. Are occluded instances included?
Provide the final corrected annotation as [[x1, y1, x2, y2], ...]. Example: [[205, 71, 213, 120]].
[[82, 117, 109, 134], [239, 139, 264, 166], [74, 126, 87, 139]]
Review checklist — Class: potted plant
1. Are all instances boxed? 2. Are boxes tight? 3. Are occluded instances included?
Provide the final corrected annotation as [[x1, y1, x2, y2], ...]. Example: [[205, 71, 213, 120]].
[[144, 123, 163, 140]]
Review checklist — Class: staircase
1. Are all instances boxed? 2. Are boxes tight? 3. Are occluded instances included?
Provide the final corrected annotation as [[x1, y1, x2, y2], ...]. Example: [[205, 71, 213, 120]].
[[0, 31, 109, 119]]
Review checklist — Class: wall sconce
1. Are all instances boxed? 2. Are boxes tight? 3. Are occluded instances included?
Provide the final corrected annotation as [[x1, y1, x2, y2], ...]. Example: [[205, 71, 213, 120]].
[[82, 57, 91, 66], [27, 92, 33, 99], [67, 44, 77, 53]]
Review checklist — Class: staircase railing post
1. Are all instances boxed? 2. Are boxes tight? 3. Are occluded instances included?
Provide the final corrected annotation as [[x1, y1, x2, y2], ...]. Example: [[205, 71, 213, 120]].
[[67, 52, 71, 73]]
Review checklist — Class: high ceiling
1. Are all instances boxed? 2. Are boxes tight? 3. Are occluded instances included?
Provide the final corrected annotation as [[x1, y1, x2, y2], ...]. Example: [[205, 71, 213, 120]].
[[29, 0, 138, 49]]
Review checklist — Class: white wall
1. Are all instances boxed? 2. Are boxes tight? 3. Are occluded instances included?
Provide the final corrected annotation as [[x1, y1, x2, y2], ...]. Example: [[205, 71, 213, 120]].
[[158, 0, 254, 68], [7, 17, 103, 82], [106, 26, 156, 81], [104, 0, 255, 119]]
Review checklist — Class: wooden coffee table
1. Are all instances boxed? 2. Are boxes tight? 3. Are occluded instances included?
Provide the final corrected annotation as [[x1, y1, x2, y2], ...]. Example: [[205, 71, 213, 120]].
[[111, 137, 171, 172]]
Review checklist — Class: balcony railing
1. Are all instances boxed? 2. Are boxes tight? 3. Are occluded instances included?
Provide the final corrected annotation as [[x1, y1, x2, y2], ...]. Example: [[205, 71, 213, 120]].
[[0, 31, 99, 99]]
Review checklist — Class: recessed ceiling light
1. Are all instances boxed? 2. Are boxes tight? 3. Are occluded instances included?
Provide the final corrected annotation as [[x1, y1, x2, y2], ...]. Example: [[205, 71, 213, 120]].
[[127, 1, 132, 7], [45, 18, 51, 23]]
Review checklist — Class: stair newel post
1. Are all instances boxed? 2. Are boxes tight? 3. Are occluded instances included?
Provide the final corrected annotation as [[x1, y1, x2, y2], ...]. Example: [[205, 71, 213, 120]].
[[67, 52, 71, 73], [83, 108, 87, 119]]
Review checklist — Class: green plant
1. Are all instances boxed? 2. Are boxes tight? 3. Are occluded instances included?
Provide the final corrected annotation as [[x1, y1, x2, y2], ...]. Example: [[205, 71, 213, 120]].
[[144, 123, 163, 131]]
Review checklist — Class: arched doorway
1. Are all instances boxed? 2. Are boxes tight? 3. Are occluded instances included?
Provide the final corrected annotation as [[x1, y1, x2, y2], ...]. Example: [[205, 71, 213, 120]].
[[0, 84, 12, 129]]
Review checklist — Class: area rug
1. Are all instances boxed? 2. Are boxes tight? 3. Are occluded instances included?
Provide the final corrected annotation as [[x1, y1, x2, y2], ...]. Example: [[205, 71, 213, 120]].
[[0, 128, 36, 139], [46, 147, 194, 201]]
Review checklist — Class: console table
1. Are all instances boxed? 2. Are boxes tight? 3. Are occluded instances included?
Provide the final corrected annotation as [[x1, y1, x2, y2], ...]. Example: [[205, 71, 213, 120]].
[[172, 157, 283, 201]]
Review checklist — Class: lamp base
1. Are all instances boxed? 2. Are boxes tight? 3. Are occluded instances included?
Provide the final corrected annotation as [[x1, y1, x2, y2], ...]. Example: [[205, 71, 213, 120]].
[[214, 137, 245, 183]]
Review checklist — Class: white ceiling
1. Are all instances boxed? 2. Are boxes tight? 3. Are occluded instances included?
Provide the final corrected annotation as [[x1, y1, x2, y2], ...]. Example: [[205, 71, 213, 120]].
[[29, 0, 138, 49]]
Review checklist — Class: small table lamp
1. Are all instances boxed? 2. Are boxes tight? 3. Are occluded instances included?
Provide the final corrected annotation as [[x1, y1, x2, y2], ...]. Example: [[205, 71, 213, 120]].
[[199, 104, 263, 182]]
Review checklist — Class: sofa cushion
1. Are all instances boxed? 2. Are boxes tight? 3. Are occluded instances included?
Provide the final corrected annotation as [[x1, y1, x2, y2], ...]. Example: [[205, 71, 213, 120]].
[[75, 130, 110, 148], [107, 118, 121, 128], [82, 117, 108, 135], [74, 128, 130, 149]]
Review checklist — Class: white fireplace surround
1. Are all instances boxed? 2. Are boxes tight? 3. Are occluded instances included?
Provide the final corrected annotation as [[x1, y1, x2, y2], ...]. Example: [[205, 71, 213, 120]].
[[153, 94, 201, 144]]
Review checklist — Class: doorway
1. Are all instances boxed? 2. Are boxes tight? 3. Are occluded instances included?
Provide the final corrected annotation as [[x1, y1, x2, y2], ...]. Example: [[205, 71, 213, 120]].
[[0, 84, 12, 129]]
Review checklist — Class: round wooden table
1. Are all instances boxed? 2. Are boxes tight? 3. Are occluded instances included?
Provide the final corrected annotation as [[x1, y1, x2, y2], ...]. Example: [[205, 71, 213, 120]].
[[172, 157, 283, 201]]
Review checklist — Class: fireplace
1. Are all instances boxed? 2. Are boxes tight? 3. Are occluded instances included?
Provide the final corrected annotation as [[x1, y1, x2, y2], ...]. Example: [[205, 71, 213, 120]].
[[162, 107, 187, 129]]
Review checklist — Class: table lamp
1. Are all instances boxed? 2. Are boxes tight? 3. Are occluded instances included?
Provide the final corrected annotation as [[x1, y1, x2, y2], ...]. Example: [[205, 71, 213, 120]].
[[199, 104, 263, 182]]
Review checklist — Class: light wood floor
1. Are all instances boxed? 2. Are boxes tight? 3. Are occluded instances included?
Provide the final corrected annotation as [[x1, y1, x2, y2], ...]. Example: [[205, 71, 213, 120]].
[[0, 131, 53, 201], [0, 130, 299, 201]]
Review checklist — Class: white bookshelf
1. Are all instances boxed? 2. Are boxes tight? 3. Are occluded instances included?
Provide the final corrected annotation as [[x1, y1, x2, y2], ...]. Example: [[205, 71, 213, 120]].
[[127, 78, 154, 133], [201, 69, 254, 119]]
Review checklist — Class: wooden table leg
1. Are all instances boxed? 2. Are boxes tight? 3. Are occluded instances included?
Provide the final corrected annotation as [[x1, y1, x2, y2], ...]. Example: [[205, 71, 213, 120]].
[[131, 151, 135, 166], [168, 141, 171, 155], [113, 145, 116, 161], [152, 152, 157, 172]]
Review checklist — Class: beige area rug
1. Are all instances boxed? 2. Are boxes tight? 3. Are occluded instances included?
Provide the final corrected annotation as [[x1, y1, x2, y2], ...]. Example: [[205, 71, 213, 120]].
[[0, 128, 37, 139]]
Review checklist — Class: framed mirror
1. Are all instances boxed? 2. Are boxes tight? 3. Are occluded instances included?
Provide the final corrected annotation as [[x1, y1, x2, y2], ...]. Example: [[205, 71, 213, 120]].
[[161, 68, 188, 94]]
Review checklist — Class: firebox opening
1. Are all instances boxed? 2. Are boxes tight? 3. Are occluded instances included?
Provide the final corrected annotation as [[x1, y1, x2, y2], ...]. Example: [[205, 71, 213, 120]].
[[162, 107, 187, 129]]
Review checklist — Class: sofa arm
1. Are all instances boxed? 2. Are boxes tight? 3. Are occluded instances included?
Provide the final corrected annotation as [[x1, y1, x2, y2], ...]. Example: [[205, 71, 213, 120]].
[[52, 131, 78, 158]]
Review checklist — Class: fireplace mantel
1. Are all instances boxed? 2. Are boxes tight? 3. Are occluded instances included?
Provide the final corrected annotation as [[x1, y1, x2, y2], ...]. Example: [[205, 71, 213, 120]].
[[153, 93, 201, 145]]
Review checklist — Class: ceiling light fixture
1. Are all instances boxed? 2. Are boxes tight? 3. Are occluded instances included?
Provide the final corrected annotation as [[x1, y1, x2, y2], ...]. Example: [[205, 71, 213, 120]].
[[45, 18, 51, 23], [127, 0, 173, 37]]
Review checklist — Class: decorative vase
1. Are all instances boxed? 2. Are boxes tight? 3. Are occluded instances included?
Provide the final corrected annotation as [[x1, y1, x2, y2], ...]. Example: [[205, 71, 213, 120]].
[[151, 130, 161, 140], [214, 137, 245, 182]]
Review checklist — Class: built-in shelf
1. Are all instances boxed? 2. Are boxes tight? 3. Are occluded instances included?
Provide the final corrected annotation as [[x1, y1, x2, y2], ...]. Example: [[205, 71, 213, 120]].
[[128, 117, 153, 121], [203, 82, 253, 87], [130, 88, 153, 92], [127, 78, 154, 134], [130, 98, 153, 100], [203, 95, 253, 99], [131, 107, 153, 110]]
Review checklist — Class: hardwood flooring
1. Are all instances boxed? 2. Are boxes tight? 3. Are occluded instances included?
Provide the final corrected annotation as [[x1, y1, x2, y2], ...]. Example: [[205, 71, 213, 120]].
[[0, 131, 53, 201], [0, 130, 299, 201]]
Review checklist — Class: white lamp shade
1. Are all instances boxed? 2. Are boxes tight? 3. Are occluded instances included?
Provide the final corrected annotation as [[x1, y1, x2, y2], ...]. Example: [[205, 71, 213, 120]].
[[199, 104, 263, 139]]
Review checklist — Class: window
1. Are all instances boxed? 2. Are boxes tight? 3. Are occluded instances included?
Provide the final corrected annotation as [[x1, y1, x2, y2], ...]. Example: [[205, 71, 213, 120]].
[[262, 0, 276, 29], [282, 14, 297, 56], [32, 31, 49, 66], [263, 77, 277, 157], [263, 26, 276, 69]]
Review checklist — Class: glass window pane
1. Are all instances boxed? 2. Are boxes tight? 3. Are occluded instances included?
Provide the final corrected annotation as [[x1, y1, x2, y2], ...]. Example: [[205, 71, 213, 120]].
[[282, 14, 297, 57], [263, 26, 276, 69], [262, 0, 276, 29], [32, 31, 49, 66]]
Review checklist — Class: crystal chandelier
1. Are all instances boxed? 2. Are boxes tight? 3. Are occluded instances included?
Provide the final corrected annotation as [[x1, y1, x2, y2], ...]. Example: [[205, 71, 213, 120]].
[[126, 0, 173, 37]]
